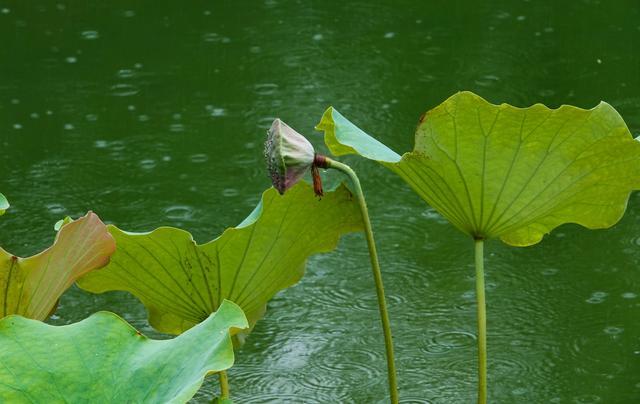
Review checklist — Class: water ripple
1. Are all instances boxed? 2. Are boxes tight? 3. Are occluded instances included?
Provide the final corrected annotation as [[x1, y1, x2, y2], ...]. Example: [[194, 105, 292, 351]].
[[110, 83, 139, 97]]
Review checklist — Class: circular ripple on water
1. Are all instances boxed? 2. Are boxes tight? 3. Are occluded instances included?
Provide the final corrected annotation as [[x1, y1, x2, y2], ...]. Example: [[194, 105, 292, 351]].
[[80, 30, 99, 40], [110, 83, 139, 97], [351, 291, 408, 312], [421, 330, 476, 355], [235, 393, 341, 404], [453, 296, 476, 313], [567, 335, 627, 380], [398, 396, 433, 404], [222, 188, 239, 197], [489, 356, 538, 379], [382, 257, 434, 289], [46, 203, 66, 215], [585, 291, 608, 304], [164, 205, 194, 221], [189, 153, 209, 163], [437, 355, 476, 376], [303, 344, 384, 396], [169, 123, 185, 132], [310, 280, 358, 310], [254, 83, 278, 96], [572, 394, 602, 403], [216, 368, 337, 403], [138, 159, 156, 170]]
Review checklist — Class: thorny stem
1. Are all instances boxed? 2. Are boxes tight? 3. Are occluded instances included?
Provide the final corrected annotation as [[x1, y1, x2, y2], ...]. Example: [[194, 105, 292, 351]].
[[475, 238, 487, 404], [319, 155, 399, 404]]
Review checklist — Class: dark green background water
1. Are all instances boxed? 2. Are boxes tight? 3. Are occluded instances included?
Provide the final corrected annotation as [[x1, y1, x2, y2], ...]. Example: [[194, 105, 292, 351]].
[[1, 1, 639, 403]]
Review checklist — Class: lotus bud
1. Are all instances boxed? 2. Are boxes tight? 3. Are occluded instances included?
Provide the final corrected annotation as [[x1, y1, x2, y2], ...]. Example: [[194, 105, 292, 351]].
[[265, 118, 325, 196]]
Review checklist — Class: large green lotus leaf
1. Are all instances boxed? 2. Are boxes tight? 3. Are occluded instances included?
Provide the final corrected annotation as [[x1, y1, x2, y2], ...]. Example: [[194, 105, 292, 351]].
[[0, 212, 115, 320], [0, 193, 8, 216], [0, 300, 248, 403], [78, 182, 362, 334], [316, 91, 640, 246]]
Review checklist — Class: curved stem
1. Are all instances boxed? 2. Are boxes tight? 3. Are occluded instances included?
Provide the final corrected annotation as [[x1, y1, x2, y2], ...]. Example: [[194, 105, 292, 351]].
[[218, 370, 230, 400], [474, 239, 487, 404], [325, 157, 399, 404]]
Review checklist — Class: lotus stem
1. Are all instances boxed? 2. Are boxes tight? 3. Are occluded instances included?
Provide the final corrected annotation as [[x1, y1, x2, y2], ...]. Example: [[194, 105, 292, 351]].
[[218, 370, 230, 400], [474, 238, 487, 404], [321, 156, 399, 404]]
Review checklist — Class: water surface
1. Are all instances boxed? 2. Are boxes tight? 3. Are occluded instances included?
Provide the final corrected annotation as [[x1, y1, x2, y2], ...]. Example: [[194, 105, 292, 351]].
[[1, 1, 639, 402]]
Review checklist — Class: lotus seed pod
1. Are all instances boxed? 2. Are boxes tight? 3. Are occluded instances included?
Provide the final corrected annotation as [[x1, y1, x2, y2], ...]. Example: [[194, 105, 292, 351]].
[[264, 118, 316, 194]]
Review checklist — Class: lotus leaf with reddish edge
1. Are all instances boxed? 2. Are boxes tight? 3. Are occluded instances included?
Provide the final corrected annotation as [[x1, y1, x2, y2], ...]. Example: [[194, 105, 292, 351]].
[[0, 211, 115, 320]]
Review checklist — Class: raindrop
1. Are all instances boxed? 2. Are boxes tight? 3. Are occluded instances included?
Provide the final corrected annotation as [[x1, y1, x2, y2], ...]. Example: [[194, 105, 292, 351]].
[[586, 291, 608, 304], [46, 203, 66, 215], [65, 56, 77, 64], [13, 123, 22, 130], [384, 32, 396, 39], [202, 32, 229, 43], [423, 331, 476, 354], [117, 69, 135, 78], [312, 33, 323, 41], [512, 387, 528, 395], [572, 394, 601, 403], [164, 205, 194, 221], [139, 159, 156, 170], [222, 188, 239, 197], [169, 123, 184, 132], [110, 83, 139, 97], [189, 154, 209, 163], [80, 30, 99, 40], [210, 108, 226, 117], [108, 141, 125, 151], [603, 326, 623, 335], [254, 83, 278, 96]]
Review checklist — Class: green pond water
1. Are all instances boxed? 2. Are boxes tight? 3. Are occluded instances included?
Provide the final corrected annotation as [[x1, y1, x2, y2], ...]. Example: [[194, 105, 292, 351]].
[[1, 1, 639, 403]]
